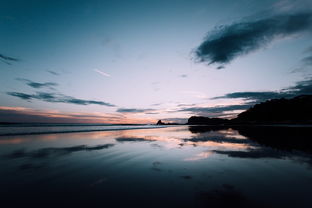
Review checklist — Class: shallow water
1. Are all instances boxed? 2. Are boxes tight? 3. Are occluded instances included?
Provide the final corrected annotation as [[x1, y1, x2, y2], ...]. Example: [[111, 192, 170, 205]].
[[0, 126, 311, 208], [0, 123, 162, 135]]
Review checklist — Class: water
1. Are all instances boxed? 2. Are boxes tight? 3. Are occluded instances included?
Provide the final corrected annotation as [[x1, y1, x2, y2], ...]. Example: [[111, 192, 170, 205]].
[[0, 125, 311, 208], [0, 123, 163, 135]]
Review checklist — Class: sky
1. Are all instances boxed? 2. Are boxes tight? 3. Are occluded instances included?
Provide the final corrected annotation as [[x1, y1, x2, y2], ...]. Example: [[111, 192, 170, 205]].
[[1, 0, 312, 124]]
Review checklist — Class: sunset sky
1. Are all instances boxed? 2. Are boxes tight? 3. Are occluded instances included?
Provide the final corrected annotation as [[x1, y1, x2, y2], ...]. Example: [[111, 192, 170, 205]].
[[1, 0, 312, 123]]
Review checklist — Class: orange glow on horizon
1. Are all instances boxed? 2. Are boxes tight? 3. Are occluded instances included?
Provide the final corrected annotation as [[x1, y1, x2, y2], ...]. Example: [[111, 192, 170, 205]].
[[0, 106, 157, 124]]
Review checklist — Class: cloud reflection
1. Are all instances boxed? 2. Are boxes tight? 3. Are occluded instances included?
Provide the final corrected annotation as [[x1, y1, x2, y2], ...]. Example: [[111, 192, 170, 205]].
[[4, 144, 114, 159]]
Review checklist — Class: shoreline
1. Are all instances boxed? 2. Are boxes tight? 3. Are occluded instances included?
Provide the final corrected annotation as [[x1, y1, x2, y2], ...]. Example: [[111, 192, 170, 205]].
[[1, 123, 312, 137], [0, 125, 169, 137]]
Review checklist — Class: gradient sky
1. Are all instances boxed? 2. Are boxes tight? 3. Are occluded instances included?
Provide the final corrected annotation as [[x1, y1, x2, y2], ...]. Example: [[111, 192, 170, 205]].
[[1, 0, 312, 123]]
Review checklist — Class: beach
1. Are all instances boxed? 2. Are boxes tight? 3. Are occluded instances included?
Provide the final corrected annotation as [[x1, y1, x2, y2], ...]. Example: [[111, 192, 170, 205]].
[[0, 125, 312, 207]]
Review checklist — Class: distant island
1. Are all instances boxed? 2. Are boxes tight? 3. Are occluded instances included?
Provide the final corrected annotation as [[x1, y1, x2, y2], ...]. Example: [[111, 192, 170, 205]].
[[157, 95, 312, 125]]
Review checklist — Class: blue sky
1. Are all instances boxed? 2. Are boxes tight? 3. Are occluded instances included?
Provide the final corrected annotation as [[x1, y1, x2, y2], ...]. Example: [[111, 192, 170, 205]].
[[1, 0, 312, 123]]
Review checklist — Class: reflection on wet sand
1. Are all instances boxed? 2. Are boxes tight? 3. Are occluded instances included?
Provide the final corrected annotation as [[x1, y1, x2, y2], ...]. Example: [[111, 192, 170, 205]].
[[0, 126, 312, 208], [184, 151, 214, 161], [5, 144, 115, 159]]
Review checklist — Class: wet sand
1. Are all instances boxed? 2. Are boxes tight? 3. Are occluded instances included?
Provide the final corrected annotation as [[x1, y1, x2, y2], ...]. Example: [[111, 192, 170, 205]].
[[0, 126, 311, 208]]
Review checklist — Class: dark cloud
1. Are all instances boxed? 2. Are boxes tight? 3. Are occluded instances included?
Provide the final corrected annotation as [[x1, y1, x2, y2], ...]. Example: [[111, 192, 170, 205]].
[[180, 74, 188, 78], [179, 104, 252, 114], [213, 91, 283, 102], [16, 78, 58, 89], [0, 107, 123, 124], [4, 144, 114, 159], [6, 92, 33, 100], [6, 91, 115, 107], [292, 46, 312, 72], [302, 55, 312, 65], [0, 53, 19, 65], [0, 108, 75, 123], [176, 104, 252, 118], [116, 108, 154, 113], [285, 78, 312, 94], [212, 78, 312, 103], [195, 11, 312, 65]]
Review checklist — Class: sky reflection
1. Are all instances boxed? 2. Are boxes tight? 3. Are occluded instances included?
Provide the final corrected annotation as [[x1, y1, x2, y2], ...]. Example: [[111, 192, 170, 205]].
[[0, 126, 312, 208]]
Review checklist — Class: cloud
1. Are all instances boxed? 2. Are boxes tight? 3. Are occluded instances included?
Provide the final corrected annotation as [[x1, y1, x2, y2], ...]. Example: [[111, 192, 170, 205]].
[[175, 104, 252, 118], [0, 106, 149, 124], [94, 69, 111, 77], [7, 92, 33, 100], [180, 74, 188, 78], [292, 46, 312, 72], [302, 55, 312, 65], [212, 91, 283, 102], [6, 91, 115, 107], [47, 70, 59, 76], [116, 108, 154, 113], [0, 53, 19, 65], [195, 11, 312, 65], [212, 78, 312, 102], [16, 78, 58, 89], [178, 104, 252, 114]]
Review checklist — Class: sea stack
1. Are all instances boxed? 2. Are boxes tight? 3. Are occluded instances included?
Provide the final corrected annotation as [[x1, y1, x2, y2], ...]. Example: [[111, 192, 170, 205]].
[[156, 120, 165, 125]]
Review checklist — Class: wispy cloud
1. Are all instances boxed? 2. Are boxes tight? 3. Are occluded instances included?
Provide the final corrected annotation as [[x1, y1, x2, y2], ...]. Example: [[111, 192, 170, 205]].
[[0, 106, 123, 123], [178, 104, 252, 114], [0, 106, 156, 124], [292, 46, 312, 72], [94, 68, 111, 77], [6, 91, 115, 107], [195, 11, 312, 66], [116, 108, 155, 113], [213, 78, 312, 102], [173, 78, 312, 118], [212, 91, 282, 102], [16, 78, 58, 89], [0, 53, 19, 65], [47, 70, 59, 76]]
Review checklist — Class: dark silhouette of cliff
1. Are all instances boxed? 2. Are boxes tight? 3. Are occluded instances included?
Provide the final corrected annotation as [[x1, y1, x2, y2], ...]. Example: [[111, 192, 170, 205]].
[[234, 95, 312, 123], [183, 95, 312, 125]]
